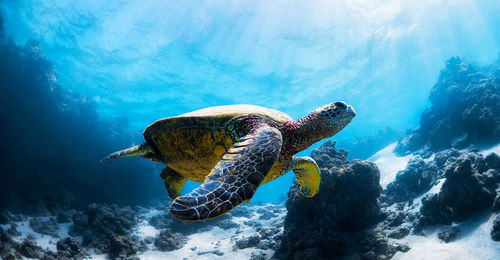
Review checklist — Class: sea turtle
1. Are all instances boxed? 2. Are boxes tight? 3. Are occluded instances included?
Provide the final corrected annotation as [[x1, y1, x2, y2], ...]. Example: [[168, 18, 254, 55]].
[[102, 102, 356, 221]]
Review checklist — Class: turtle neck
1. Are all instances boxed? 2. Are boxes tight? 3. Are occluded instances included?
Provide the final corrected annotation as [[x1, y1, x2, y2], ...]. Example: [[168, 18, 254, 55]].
[[281, 113, 330, 157]]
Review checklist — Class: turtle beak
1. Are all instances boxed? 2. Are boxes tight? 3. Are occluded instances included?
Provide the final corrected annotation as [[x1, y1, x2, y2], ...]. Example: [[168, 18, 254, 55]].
[[339, 104, 356, 121], [342, 105, 356, 118]]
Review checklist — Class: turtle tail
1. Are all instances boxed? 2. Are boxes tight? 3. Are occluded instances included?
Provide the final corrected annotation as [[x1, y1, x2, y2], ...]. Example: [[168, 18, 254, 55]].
[[101, 143, 153, 162]]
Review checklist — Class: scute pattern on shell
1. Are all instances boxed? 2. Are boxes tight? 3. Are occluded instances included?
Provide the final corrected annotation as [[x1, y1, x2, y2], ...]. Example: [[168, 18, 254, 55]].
[[169, 125, 283, 221]]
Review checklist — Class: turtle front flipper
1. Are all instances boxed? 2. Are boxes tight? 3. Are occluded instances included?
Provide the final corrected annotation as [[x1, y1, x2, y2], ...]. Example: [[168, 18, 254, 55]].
[[169, 125, 282, 221], [160, 167, 187, 200], [291, 156, 321, 197]]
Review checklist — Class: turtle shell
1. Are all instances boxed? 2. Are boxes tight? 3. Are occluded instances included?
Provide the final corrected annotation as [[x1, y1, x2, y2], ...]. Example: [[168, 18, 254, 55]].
[[143, 105, 292, 182]]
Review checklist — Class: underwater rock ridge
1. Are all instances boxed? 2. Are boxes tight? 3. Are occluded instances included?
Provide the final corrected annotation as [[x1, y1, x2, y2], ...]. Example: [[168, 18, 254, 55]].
[[379, 145, 500, 244], [274, 141, 407, 260], [373, 56, 500, 251], [0, 16, 162, 215], [395, 56, 500, 155]]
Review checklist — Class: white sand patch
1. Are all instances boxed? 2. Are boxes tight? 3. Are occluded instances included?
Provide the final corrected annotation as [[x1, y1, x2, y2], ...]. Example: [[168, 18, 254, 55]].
[[368, 143, 414, 188], [480, 143, 500, 157], [393, 212, 500, 260]]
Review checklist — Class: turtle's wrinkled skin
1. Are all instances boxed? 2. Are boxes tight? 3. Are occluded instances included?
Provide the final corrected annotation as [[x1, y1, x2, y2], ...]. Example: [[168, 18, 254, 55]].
[[102, 102, 356, 221]]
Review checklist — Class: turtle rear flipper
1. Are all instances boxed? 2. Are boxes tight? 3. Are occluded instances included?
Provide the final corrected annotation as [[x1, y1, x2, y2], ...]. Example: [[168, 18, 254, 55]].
[[160, 167, 187, 200], [169, 125, 282, 221], [101, 143, 153, 162]]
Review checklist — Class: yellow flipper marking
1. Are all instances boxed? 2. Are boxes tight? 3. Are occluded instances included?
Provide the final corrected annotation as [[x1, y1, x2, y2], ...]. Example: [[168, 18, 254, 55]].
[[292, 156, 321, 197]]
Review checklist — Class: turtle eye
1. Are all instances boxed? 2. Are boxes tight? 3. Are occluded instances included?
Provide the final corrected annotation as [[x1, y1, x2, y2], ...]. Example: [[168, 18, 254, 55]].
[[335, 102, 347, 109]]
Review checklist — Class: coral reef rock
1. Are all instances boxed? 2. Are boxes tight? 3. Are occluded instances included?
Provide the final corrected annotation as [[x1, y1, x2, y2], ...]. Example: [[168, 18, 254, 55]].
[[275, 141, 405, 259], [396, 56, 500, 154], [69, 203, 138, 257], [154, 230, 186, 251]]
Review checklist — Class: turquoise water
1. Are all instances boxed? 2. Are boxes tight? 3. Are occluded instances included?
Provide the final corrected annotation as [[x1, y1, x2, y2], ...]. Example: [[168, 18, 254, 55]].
[[1, 0, 499, 203]]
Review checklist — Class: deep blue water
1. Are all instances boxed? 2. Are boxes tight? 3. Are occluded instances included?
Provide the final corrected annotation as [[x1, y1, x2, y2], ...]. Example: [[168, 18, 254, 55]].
[[1, 0, 499, 203]]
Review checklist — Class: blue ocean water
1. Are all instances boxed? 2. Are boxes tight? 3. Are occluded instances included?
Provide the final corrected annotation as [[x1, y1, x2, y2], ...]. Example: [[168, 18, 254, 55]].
[[1, 0, 499, 205]]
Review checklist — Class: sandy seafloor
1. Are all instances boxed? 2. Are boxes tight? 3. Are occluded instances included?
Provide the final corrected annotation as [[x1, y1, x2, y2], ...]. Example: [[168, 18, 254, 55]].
[[2, 143, 500, 260]]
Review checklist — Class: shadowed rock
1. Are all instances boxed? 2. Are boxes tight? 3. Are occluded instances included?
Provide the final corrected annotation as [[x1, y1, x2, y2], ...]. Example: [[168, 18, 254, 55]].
[[396, 56, 500, 155], [491, 214, 500, 241], [438, 227, 460, 243], [275, 141, 406, 259], [154, 230, 186, 251], [29, 217, 60, 237]]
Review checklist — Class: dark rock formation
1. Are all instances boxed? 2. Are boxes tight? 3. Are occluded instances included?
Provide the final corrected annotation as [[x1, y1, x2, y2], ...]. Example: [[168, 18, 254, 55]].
[[396, 56, 500, 154], [419, 155, 494, 226], [17, 238, 45, 259], [69, 203, 138, 257], [0, 15, 162, 215], [29, 217, 60, 237], [108, 235, 139, 258], [0, 228, 21, 259], [382, 146, 500, 238], [387, 226, 410, 239], [56, 238, 88, 259], [384, 157, 438, 204], [56, 211, 72, 223], [275, 141, 404, 259], [0, 211, 12, 224], [250, 252, 268, 260], [258, 226, 281, 240], [383, 149, 467, 205], [6, 224, 20, 237], [154, 230, 186, 251], [419, 194, 452, 226], [72, 203, 137, 243], [438, 227, 460, 243], [439, 157, 493, 221], [197, 249, 224, 256], [233, 235, 261, 250], [493, 195, 500, 212], [491, 214, 500, 241], [148, 213, 172, 230]]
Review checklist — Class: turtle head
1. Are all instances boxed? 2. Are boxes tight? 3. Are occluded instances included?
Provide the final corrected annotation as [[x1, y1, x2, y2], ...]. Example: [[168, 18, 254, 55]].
[[313, 101, 356, 137]]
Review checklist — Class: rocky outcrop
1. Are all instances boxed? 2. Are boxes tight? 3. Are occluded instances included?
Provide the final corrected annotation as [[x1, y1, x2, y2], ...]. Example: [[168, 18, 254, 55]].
[[275, 141, 405, 259], [418, 154, 496, 226], [0, 15, 162, 215], [396, 56, 500, 155], [435, 157, 493, 221], [108, 235, 139, 258], [69, 203, 139, 257], [0, 228, 20, 259], [375, 146, 500, 245], [438, 227, 460, 243], [384, 157, 439, 204], [56, 238, 89, 259], [29, 217, 60, 237], [491, 214, 500, 241], [154, 230, 186, 251], [233, 235, 261, 250]]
